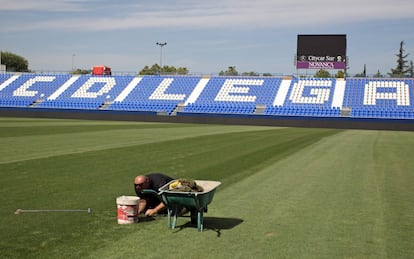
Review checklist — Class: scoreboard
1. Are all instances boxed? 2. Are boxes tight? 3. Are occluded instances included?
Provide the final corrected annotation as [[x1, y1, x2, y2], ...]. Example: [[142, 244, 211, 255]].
[[296, 34, 347, 69]]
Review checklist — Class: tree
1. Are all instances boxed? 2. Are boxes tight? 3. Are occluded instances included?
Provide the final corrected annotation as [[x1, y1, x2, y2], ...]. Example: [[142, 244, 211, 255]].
[[373, 69, 384, 78], [408, 61, 414, 78], [219, 66, 238, 76], [389, 40, 410, 77], [354, 64, 367, 77], [0, 51, 29, 72], [71, 68, 92, 75], [139, 64, 159, 75], [313, 69, 330, 78], [241, 71, 259, 76], [161, 65, 188, 75], [335, 70, 345, 78], [138, 64, 188, 75], [175, 67, 189, 75]]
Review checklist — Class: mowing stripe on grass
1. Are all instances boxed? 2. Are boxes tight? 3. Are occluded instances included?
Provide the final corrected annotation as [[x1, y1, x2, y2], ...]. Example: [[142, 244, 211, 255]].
[[207, 130, 414, 258], [0, 119, 276, 164]]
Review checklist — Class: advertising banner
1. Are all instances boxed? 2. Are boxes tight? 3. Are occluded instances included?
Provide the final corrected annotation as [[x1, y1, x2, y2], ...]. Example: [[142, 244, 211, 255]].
[[296, 34, 346, 70]]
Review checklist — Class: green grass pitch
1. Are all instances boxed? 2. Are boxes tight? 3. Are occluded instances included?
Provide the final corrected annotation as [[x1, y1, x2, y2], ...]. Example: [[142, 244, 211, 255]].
[[0, 117, 413, 258]]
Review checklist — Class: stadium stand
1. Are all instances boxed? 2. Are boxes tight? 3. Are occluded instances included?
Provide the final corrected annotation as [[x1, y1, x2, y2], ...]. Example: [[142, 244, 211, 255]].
[[37, 75, 134, 110], [264, 77, 341, 117], [0, 73, 413, 120], [108, 76, 200, 114], [343, 78, 414, 119], [183, 77, 282, 115]]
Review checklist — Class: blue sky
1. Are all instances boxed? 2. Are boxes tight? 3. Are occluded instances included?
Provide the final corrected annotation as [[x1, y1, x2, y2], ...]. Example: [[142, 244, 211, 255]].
[[1, 0, 413, 76]]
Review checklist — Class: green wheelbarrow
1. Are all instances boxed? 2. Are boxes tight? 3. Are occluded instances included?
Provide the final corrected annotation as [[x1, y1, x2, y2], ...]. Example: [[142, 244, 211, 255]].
[[144, 180, 221, 231]]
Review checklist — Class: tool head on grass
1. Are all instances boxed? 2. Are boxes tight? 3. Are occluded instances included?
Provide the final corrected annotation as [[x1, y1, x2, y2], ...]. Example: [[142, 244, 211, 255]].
[[14, 208, 92, 215]]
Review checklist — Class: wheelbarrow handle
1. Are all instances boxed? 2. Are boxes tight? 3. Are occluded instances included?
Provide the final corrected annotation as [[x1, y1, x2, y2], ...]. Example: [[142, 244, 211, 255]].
[[141, 189, 161, 195]]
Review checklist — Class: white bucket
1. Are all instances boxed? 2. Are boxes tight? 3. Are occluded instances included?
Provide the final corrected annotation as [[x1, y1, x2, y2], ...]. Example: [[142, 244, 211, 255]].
[[116, 195, 140, 224]]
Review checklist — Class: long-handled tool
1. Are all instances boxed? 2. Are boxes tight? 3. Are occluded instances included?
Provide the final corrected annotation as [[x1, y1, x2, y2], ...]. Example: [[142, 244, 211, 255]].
[[15, 208, 92, 215]]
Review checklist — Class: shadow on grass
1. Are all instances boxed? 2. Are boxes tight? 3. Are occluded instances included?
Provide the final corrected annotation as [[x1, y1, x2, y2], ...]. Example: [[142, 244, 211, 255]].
[[138, 216, 156, 223], [173, 216, 244, 237]]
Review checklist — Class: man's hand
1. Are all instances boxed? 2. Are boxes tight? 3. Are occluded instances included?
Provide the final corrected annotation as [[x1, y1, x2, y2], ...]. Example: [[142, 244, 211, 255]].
[[145, 208, 157, 217], [144, 202, 165, 217]]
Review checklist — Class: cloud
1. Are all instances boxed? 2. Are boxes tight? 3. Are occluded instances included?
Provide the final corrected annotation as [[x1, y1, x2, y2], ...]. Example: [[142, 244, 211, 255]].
[[1, 0, 413, 32], [0, 0, 82, 12]]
